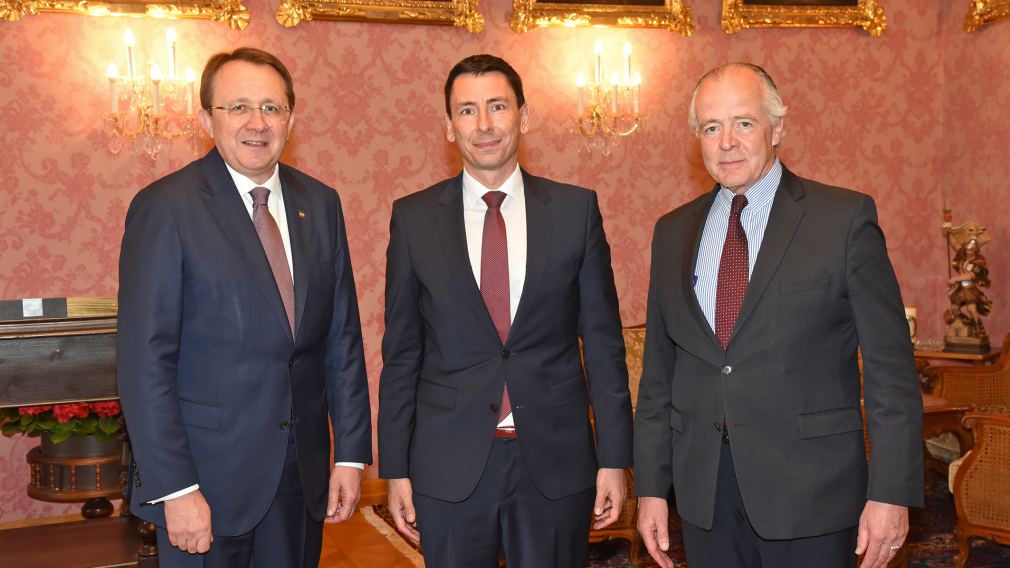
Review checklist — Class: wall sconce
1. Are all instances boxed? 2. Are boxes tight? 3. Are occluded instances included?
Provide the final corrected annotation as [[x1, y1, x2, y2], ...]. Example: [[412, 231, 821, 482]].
[[104, 28, 201, 160], [575, 40, 641, 156]]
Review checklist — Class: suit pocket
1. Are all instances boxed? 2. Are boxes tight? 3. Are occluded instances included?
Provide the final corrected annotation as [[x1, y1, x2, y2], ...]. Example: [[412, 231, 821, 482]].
[[179, 398, 223, 429], [797, 407, 862, 439], [551, 374, 587, 406], [417, 379, 456, 411], [780, 274, 831, 294], [669, 408, 684, 433]]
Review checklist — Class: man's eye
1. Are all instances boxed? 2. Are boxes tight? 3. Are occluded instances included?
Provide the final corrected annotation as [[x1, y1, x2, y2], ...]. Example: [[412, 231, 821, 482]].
[[490, 103, 506, 112], [702, 126, 718, 135], [230, 104, 250, 113], [459, 107, 475, 116], [262, 104, 281, 113], [738, 121, 753, 129]]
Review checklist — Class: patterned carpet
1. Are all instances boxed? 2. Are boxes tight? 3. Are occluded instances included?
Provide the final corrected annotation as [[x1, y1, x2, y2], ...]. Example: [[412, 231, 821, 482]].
[[372, 478, 1010, 567]]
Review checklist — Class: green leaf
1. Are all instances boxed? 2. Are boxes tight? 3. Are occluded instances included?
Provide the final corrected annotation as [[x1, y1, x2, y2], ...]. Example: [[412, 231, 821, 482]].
[[98, 417, 122, 434], [2, 422, 22, 436], [50, 430, 72, 444]]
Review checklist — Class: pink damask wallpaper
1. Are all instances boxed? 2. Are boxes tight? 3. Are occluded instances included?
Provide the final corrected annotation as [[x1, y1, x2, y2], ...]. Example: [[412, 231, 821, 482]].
[[1, 1, 1007, 523]]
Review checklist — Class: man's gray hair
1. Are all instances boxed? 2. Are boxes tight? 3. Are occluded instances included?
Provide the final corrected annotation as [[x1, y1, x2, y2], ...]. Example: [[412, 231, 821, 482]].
[[687, 63, 788, 132]]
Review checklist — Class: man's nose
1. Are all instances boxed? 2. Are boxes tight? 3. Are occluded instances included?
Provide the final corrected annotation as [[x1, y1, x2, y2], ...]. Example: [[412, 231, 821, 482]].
[[244, 108, 270, 130], [477, 108, 492, 132], [719, 129, 737, 150]]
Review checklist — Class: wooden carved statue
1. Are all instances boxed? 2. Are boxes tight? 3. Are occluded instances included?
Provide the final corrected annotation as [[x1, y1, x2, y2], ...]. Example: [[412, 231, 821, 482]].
[[943, 219, 993, 353]]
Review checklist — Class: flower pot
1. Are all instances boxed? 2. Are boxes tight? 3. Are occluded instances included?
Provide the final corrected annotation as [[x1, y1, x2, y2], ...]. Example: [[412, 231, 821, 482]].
[[30, 433, 124, 495]]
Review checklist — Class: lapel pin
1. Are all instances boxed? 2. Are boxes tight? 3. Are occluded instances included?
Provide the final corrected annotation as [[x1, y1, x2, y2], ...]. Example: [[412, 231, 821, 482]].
[[298, 210, 306, 219]]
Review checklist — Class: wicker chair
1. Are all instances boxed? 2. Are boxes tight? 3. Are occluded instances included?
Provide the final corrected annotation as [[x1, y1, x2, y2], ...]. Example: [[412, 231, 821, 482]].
[[950, 414, 1010, 568], [922, 333, 1010, 416], [588, 325, 646, 565]]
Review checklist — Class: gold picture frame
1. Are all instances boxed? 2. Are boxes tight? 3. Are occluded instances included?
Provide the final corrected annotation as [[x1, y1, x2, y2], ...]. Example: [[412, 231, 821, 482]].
[[0, 0, 250, 29], [721, 0, 886, 37], [275, 0, 483, 31], [964, 0, 1010, 32], [510, 0, 694, 36]]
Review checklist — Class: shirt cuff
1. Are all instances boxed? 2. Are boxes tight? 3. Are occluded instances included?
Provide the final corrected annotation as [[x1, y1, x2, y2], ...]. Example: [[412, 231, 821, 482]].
[[334, 462, 365, 469], [148, 484, 200, 504]]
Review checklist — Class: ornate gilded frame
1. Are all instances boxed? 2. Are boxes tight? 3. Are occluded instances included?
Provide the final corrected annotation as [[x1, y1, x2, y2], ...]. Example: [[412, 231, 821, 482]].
[[275, 0, 483, 31], [965, 0, 1010, 31], [721, 0, 886, 37], [0, 0, 249, 29], [510, 0, 694, 36]]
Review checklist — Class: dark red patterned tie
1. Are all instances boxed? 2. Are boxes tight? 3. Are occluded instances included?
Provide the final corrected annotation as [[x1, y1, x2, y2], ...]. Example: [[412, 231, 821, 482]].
[[481, 191, 511, 423], [250, 187, 295, 336], [715, 194, 749, 349]]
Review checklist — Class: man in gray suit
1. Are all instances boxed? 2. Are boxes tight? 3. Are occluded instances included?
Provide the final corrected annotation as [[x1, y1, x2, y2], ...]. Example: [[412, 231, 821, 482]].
[[634, 63, 923, 568]]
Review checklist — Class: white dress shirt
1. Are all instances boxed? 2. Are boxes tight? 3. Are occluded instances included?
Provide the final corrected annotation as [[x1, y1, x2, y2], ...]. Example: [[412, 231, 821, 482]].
[[151, 165, 361, 505], [461, 165, 526, 428]]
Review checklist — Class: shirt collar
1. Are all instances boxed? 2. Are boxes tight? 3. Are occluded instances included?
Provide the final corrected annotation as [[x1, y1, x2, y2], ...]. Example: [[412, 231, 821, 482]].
[[225, 163, 282, 201], [462, 164, 524, 208], [717, 158, 781, 212]]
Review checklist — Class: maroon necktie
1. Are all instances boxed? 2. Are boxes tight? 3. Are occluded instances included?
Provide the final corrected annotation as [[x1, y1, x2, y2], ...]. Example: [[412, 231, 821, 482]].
[[715, 194, 749, 349], [250, 187, 295, 336], [481, 191, 511, 423]]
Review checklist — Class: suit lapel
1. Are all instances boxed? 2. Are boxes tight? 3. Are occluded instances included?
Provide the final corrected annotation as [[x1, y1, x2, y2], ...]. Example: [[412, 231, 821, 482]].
[[281, 167, 310, 342], [434, 175, 500, 341], [509, 171, 555, 344], [733, 169, 806, 338], [199, 149, 293, 342], [682, 190, 720, 348]]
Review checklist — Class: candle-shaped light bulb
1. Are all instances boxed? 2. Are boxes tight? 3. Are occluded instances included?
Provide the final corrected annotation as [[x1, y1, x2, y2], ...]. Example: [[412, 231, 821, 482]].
[[632, 72, 641, 115], [623, 42, 632, 86], [124, 29, 136, 79], [108, 63, 119, 113], [609, 72, 619, 115], [185, 68, 196, 115], [594, 40, 604, 85], [151, 64, 162, 115], [576, 74, 586, 117], [167, 27, 177, 80]]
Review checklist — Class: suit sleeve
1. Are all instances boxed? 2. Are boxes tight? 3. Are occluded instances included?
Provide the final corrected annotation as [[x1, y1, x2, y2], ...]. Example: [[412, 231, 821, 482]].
[[325, 193, 373, 464], [847, 195, 924, 508], [633, 222, 678, 497], [578, 191, 634, 469], [116, 188, 199, 502], [377, 201, 424, 479]]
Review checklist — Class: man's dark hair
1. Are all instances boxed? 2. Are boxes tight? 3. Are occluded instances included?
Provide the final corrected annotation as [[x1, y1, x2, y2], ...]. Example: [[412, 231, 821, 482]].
[[200, 47, 296, 111], [443, 54, 525, 114]]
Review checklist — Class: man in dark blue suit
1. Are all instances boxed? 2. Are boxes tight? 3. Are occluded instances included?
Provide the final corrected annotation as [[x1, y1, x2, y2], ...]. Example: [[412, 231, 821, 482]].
[[377, 54, 633, 567], [117, 48, 371, 567]]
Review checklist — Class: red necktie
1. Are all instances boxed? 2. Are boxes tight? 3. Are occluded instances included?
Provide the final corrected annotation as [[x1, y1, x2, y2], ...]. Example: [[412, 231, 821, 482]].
[[481, 191, 511, 423], [715, 194, 749, 349], [250, 187, 296, 336]]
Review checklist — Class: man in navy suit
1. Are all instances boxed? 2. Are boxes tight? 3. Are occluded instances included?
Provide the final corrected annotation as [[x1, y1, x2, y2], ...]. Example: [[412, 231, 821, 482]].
[[377, 54, 633, 567], [117, 48, 371, 567]]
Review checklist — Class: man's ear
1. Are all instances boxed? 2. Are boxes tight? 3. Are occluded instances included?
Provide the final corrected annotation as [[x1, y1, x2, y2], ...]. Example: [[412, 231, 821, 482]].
[[444, 114, 456, 143], [198, 109, 214, 139], [772, 116, 785, 147], [519, 104, 530, 134]]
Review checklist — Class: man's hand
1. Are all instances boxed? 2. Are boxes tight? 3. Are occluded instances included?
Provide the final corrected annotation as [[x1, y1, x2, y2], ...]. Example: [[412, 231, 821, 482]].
[[637, 496, 675, 568], [593, 468, 627, 529], [855, 500, 908, 568], [164, 489, 213, 554], [387, 478, 420, 545], [325, 466, 363, 524]]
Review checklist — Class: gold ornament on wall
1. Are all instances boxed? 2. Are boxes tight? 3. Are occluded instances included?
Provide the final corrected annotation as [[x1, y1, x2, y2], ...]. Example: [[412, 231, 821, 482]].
[[510, 0, 694, 36], [964, 0, 1010, 32], [721, 0, 886, 37], [275, 0, 484, 32], [0, 0, 249, 29]]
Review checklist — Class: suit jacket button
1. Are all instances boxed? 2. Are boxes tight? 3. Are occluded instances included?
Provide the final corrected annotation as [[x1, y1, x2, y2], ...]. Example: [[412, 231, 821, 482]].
[[279, 420, 290, 430], [501, 349, 510, 359], [722, 365, 733, 375], [490, 404, 499, 413], [288, 359, 297, 368], [714, 422, 722, 431]]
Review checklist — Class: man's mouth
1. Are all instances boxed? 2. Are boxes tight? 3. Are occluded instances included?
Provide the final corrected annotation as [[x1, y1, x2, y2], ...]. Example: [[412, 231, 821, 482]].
[[242, 140, 269, 147]]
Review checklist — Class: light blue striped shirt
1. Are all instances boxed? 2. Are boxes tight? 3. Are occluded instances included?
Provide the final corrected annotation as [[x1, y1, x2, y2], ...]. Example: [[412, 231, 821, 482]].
[[693, 159, 783, 332]]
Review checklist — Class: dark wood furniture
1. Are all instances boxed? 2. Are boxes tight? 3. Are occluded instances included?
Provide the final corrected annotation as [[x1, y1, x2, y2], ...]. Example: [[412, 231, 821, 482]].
[[921, 394, 974, 489], [0, 297, 156, 567]]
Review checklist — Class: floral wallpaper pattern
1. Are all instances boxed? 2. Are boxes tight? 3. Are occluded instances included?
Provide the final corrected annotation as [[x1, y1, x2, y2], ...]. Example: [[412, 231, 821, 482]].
[[1, 1, 1006, 523]]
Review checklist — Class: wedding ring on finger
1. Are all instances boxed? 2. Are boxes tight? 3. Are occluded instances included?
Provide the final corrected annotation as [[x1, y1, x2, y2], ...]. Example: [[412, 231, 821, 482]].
[[889, 544, 901, 551]]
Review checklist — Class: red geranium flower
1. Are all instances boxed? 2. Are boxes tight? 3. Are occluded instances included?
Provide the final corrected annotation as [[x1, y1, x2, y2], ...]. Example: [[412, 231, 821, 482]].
[[90, 401, 122, 418], [19, 405, 53, 416], [52, 403, 91, 423]]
